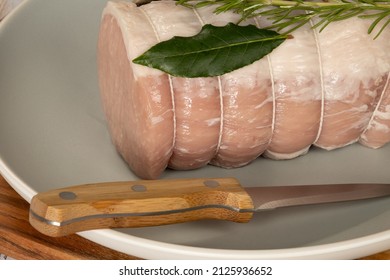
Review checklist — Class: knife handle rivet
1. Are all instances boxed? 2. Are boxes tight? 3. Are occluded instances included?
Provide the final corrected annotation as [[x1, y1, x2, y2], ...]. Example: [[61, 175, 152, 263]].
[[131, 184, 147, 192], [203, 180, 220, 188], [59, 191, 77, 200]]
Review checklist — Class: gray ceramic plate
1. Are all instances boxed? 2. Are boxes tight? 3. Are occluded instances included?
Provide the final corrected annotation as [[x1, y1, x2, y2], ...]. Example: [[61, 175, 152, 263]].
[[1, 0, 390, 259]]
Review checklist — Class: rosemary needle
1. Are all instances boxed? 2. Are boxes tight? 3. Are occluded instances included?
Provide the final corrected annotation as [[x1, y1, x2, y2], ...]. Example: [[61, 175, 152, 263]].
[[134, 0, 389, 77], [177, 0, 390, 37]]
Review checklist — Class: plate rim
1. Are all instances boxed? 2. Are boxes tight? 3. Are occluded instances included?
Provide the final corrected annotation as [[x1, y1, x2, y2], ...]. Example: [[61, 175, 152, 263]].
[[1, 0, 390, 260], [2, 157, 390, 259]]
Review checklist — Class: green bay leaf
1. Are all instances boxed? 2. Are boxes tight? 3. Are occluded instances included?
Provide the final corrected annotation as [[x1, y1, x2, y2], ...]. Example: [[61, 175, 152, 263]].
[[132, 23, 287, 77]]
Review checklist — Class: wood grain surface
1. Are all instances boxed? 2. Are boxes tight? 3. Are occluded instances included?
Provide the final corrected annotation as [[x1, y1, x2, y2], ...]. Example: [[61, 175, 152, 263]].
[[29, 178, 253, 237], [0, 175, 138, 260], [0, 175, 389, 260]]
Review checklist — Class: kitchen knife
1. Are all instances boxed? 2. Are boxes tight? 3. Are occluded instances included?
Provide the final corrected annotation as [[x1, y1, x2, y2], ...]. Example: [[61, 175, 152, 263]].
[[29, 177, 390, 237]]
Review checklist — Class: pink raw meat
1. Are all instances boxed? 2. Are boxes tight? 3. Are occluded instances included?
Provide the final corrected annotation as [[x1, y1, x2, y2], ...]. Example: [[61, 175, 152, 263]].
[[98, 1, 390, 179]]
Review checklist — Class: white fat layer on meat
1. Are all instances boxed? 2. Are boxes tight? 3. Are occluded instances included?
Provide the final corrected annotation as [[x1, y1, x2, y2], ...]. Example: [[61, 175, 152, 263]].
[[264, 146, 310, 160], [103, 1, 240, 79], [140, 1, 201, 40], [370, 121, 390, 133], [205, 117, 221, 126], [254, 96, 274, 109], [104, 2, 389, 83], [101, 0, 390, 171], [267, 26, 323, 101], [322, 138, 361, 151], [102, 1, 162, 77], [195, 5, 242, 27], [315, 17, 390, 101], [363, 106, 390, 133], [361, 74, 390, 135], [376, 105, 390, 119], [151, 116, 164, 125]]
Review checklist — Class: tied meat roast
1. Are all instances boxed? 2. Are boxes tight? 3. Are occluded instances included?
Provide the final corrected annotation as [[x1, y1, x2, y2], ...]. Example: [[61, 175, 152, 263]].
[[97, 1, 390, 179]]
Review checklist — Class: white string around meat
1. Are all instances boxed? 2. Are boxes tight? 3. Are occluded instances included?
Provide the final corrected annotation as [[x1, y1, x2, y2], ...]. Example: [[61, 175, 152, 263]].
[[192, 8, 225, 159], [139, 6, 177, 153], [361, 72, 390, 137], [309, 18, 326, 144], [253, 16, 276, 151]]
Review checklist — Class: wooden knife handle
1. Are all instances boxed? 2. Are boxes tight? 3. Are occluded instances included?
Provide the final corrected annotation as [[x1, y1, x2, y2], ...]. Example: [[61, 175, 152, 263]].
[[29, 177, 254, 237]]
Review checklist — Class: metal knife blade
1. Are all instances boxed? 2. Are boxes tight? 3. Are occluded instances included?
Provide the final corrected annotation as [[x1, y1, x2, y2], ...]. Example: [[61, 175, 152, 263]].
[[29, 177, 390, 237], [245, 183, 390, 211]]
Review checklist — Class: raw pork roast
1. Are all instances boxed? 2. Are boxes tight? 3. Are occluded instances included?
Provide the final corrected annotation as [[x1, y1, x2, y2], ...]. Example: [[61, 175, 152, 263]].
[[97, 0, 390, 179]]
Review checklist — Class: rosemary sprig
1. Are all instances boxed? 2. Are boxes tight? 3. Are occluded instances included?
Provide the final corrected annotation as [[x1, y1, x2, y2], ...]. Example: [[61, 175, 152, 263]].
[[177, 0, 390, 38], [134, 0, 389, 77]]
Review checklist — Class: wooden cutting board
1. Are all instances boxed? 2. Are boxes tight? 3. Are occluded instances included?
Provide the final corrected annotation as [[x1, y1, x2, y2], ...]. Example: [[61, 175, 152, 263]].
[[0, 175, 389, 260], [0, 175, 138, 260]]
